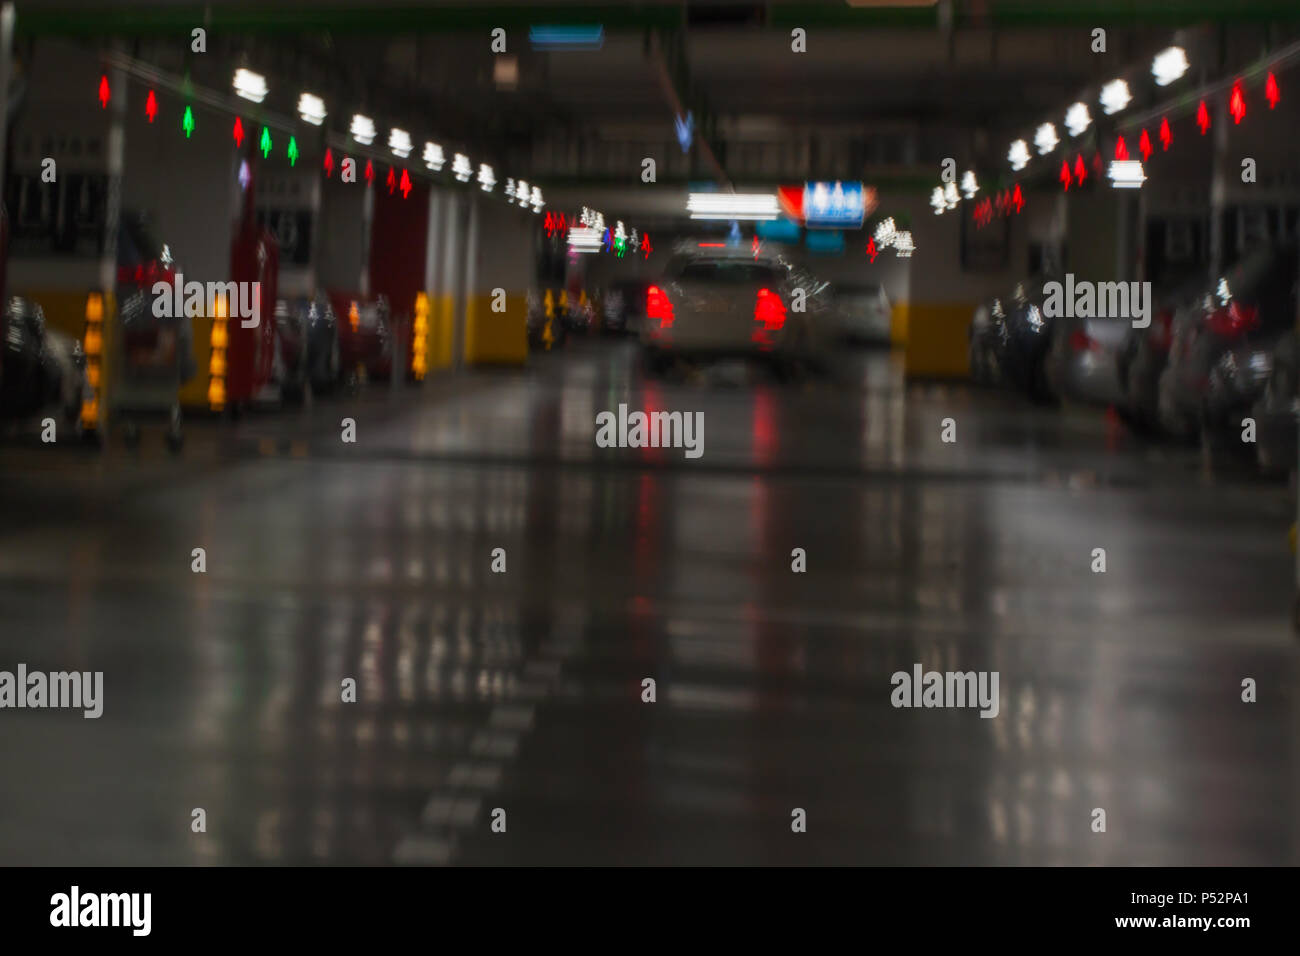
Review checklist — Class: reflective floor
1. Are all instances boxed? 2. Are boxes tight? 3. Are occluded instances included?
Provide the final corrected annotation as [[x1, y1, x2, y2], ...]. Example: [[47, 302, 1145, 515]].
[[1, 341, 1296, 865]]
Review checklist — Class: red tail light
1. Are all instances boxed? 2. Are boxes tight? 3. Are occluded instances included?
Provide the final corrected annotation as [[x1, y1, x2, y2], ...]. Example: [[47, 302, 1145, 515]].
[[646, 285, 674, 328], [754, 288, 786, 331], [1206, 301, 1259, 339]]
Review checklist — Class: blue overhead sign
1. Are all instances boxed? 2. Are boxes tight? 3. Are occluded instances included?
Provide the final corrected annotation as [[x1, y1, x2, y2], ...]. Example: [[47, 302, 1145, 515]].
[[803, 181, 867, 229]]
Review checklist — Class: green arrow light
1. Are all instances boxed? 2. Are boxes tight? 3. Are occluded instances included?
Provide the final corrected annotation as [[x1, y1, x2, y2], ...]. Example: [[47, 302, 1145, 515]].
[[181, 105, 195, 139], [260, 126, 272, 159], [287, 136, 299, 167]]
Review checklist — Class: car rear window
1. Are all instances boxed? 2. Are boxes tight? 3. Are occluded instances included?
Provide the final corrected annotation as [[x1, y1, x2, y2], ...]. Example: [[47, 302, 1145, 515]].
[[673, 259, 784, 283]]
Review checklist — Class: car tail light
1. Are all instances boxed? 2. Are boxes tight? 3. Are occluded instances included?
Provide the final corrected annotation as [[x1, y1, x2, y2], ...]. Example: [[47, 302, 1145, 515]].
[[754, 288, 786, 331], [1206, 301, 1259, 339], [646, 285, 674, 328]]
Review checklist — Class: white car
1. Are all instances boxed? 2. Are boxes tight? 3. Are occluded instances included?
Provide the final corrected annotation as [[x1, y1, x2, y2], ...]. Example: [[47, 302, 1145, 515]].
[[640, 246, 827, 373]]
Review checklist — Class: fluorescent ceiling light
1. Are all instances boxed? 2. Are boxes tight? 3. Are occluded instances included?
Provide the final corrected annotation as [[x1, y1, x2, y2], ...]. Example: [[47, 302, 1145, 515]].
[[567, 226, 603, 252], [530, 185, 544, 213], [423, 142, 445, 171], [1064, 102, 1092, 137], [1100, 79, 1132, 115], [931, 186, 946, 215], [478, 163, 496, 192], [297, 93, 326, 126], [350, 114, 376, 146], [687, 192, 779, 220], [1034, 122, 1059, 155], [233, 68, 267, 104], [960, 170, 979, 199], [1008, 139, 1030, 171], [529, 25, 605, 51], [1107, 160, 1146, 188], [943, 181, 960, 209], [1152, 46, 1189, 86], [892, 231, 915, 257], [389, 128, 412, 158]]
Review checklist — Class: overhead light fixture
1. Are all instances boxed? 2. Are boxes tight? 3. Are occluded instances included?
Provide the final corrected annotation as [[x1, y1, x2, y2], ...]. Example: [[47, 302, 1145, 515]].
[[477, 163, 496, 192], [686, 192, 779, 221], [453, 153, 473, 182], [567, 226, 603, 252], [515, 180, 530, 205], [388, 128, 413, 159], [1107, 160, 1146, 188], [943, 181, 960, 209], [350, 114, 376, 146], [930, 186, 946, 215], [1152, 46, 1189, 86], [960, 170, 979, 199], [530, 185, 544, 213], [874, 217, 897, 247], [1064, 102, 1092, 137], [529, 25, 606, 51], [423, 142, 445, 171], [1100, 79, 1132, 115], [233, 68, 267, 104], [1008, 139, 1030, 171], [1034, 122, 1059, 155], [297, 93, 326, 126], [892, 231, 915, 258]]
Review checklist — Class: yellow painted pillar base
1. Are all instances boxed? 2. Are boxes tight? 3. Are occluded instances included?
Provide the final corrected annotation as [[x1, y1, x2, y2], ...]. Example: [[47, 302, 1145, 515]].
[[903, 302, 975, 379], [463, 292, 527, 366]]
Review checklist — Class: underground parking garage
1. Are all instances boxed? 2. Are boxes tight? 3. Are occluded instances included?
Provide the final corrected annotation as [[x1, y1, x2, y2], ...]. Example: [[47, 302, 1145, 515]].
[[0, 0, 1296, 928]]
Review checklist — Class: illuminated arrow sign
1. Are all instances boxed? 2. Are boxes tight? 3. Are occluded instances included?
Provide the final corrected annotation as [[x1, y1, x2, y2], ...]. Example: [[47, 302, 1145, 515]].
[[182, 105, 195, 139], [259, 126, 272, 158], [323, 148, 334, 177], [98, 76, 110, 109], [233, 116, 244, 147], [287, 136, 299, 167], [675, 111, 694, 153], [145, 90, 157, 123]]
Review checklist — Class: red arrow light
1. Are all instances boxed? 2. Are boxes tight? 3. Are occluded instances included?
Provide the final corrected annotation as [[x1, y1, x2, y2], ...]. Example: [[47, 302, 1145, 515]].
[[232, 116, 244, 148], [866, 236, 878, 262], [386, 166, 396, 194], [1266, 72, 1280, 109], [323, 148, 334, 177], [1074, 154, 1087, 185], [1160, 116, 1172, 151], [1197, 99, 1211, 135], [400, 169, 412, 199], [98, 76, 110, 109], [1114, 136, 1129, 161], [1138, 129, 1152, 161], [1229, 80, 1246, 124], [364, 160, 374, 183], [145, 90, 157, 123], [1012, 183, 1024, 214]]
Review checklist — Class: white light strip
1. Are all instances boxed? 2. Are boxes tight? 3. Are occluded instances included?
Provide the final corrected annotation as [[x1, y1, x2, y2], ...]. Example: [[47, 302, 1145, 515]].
[[350, 114, 376, 146], [960, 170, 979, 199], [1107, 160, 1147, 188], [297, 92, 326, 126], [233, 68, 268, 104], [1152, 46, 1189, 87], [389, 127, 413, 158], [567, 226, 603, 252], [686, 193, 779, 220]]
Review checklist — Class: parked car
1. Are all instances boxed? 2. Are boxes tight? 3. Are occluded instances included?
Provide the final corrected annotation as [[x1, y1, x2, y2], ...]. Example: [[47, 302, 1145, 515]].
[[329, 292, 393, 382], [835, 281, 892, 344], [0, 297, 87, 433], [1043, 312, 1129, 407], [996, 276, 1057, 402], [602, 279, 651, 334], [968, 293, 1008, 386], [1158, 241, 1299, 449], [640, 245, 831, 377], [274, 295, 342, 401], [1116, 275, 1205, 433], [1252, 329, 1298, 476]]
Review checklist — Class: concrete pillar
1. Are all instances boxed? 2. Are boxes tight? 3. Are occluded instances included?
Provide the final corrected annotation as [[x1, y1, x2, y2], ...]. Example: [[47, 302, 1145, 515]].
[[460, 196, 534, 366], [457, 194, 479, 368], [439, 191, 463, 370]]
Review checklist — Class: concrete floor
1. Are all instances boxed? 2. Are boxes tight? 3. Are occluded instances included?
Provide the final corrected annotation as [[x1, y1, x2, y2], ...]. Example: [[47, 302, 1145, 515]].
[[0, 341, 1296, 865]]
